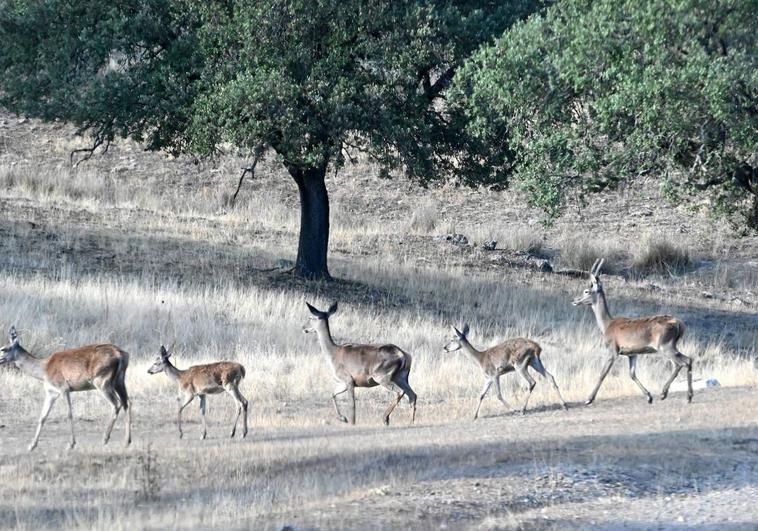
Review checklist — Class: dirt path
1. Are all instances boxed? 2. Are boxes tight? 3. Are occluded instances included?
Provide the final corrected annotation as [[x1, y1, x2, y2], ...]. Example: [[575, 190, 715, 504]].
[[0, 385, 756, 529]]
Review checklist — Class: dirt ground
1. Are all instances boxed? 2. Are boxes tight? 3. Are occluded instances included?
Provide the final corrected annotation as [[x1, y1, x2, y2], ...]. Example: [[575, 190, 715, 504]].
[[0, 385, 756, 529]]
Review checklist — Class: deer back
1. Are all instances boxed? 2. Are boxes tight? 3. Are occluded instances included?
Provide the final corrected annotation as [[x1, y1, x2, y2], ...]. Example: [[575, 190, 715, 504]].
[[182, 361, 245, 394], [335, 343, 406, 384], [485, 338, 541, 371], [44, 344, 128, 391], [606, 315, 684, 350]]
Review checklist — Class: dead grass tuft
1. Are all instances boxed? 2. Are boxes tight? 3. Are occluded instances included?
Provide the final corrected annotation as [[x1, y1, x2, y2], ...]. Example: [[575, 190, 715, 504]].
[[632, 238, 692, 276]]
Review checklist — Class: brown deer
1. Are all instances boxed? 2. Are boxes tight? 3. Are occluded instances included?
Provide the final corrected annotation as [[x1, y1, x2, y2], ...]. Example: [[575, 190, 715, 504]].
[[444, 325, 567, 419], [303, 302, 417, 426], [572, 258, 693, 405], [147, 346, 248, 439], [0, 326, 131, 451]]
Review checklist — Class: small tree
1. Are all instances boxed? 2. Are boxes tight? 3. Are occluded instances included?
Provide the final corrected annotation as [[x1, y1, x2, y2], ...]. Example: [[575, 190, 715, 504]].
[[0, 0, 543, 278], [456, 0, 758, 231]]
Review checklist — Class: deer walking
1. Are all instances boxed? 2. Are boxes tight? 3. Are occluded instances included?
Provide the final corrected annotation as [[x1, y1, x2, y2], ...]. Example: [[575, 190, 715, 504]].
[[303, 302, 417, 426], [572, 258, 693, 405], [444, 325, 567, 419], [0, 326, 131, 451], [147, 346, 248, 439]]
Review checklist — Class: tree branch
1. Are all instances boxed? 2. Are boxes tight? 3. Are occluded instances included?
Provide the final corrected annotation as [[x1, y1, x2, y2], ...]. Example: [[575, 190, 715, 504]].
[[231, 143, 265, 206]]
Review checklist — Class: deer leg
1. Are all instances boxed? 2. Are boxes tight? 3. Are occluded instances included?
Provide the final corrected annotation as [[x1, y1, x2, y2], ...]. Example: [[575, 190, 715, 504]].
[[177, 394, 194, 439], [516, 363, 536, 415], [99, 386, 121, 445], [29, 389, 58, 452], [380, 385, 404, 426], [529, 357, 568, 410], [113, 373, 131, 446], [586, 353, 618, 405], [473, 379, 493, 420], [391, 374, 418, 425], [684, 353, 693, 403], [331, 382, 350, 423], [628, 356, 653, 404], [198, 395, 207, 440], [493, 375, 512, 410], [226, 385, 248, 438], [346, 384, 357, 425], [661, 351, 693, 403], [64, 391, 76, 450]]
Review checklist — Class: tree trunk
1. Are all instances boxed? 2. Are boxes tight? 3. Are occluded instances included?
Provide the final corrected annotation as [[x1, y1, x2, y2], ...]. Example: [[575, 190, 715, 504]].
[[289, 165, 331, 279]]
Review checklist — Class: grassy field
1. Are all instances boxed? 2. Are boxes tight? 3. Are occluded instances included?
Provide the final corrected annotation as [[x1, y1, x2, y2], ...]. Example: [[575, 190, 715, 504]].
[[0, 113, 756, 529]]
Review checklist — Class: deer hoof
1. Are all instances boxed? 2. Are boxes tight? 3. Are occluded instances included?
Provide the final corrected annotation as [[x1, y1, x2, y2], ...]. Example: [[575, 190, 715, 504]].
[[67, 442, 75, 450], [338, 416, 348, 423], [646, 395, 653, 404], [27, 443, 37, 452], [383, 417, 390, 426], [687, 395, 693, 404], [242, 430, 248, 439], [584, 399, 594, 406]]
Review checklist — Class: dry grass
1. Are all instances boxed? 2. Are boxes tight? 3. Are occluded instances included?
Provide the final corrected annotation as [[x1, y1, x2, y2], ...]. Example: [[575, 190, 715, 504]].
[[0, 115, 756, 528]]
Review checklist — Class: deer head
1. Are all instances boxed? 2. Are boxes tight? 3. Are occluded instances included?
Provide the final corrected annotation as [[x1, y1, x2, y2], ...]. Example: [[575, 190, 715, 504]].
[[303, 301, 338, 334], [572, 258, 605, 306], [0, 326, 21, 365], [147, 345, 173, 374], [444, 324, 470, 352]]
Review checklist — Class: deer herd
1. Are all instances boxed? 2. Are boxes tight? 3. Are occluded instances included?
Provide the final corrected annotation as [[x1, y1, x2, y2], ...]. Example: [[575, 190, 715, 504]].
[[0, 258, 696, 451]]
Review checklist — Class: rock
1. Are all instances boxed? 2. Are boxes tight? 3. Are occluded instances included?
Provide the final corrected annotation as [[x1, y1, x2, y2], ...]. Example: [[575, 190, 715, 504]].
[[529, 257, 553, 273], [481, 240, 497, 251], [276, 259, 295, 270], [436, 233, 469, 246]]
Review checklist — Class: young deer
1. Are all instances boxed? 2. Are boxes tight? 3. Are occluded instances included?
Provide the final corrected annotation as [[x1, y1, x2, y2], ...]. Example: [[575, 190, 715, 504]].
[[572, 258, 693, 405], [147, 346, 248, 439], [0, 326, 131, 451], [303, 302, 417, 426], [444, 325, 567, 419]]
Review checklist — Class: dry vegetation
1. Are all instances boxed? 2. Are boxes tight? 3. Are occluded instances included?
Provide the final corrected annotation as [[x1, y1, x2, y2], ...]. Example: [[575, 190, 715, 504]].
[[0, 114, 756, 529]]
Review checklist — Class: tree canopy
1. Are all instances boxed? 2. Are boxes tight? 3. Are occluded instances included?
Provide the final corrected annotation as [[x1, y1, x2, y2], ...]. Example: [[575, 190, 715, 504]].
[[456, 0, 758, 231], [0, 0, 543, 278]]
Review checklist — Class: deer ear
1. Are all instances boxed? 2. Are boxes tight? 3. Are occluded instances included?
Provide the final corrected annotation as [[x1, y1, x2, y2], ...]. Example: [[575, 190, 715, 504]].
[[461, 324, 470, 336], [452, 325, 463, 338], [160, 345, 171, 358], [305, 302, 320, 317], [327, 301, 338, 316], [9, 326, 17, 342]]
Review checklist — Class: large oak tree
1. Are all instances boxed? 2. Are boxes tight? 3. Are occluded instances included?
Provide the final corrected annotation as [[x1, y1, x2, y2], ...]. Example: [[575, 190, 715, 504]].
[[0, 0, 543, 278]]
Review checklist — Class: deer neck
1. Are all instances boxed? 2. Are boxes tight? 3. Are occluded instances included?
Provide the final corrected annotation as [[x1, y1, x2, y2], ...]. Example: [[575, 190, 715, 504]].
[[460, 338, 486, 367], [591, 291, 613, 333], [13, 348, 46, 381], [314, 321, 339, 362], [163, 359, 185, 383]]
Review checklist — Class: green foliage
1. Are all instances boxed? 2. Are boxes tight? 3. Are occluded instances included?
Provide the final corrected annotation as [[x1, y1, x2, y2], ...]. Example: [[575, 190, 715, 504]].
[[457, 0, 758, 230], [0, 0, 542, 180]]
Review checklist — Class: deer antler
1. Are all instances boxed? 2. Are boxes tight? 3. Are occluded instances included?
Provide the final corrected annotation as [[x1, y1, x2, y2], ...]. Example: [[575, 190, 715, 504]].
[[590, 258, 605, 277]]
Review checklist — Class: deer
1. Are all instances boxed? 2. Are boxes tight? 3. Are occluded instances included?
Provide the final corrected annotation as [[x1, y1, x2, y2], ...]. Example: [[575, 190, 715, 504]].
[[303, 302, 417, 426], [0, 326, 131, 451], [444, 325, 567, 419], [572, 258, 693, 405], [147, 345, 248, 440]]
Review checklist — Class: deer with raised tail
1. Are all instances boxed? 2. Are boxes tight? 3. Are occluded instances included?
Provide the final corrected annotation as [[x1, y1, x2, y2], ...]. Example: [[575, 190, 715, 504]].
[[444, 325, 567, 419], [0, 326, 131, 451], [303, 302, 417, 426], [147, 345, 248, 440], [572, 258, 693, 405]]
